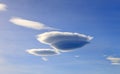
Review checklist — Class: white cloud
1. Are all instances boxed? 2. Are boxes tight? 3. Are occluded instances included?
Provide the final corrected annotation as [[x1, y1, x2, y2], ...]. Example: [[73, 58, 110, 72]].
[[9, 17, 57, 30], [26, 49, 60, 61], [26, 31, 93, 60], [26, 49, 60, 56], [37, 31, 93, 52], [0, 3, 7, 11], [37, 31, 93, 44], [41, 57, 48, 61], [107, 56, 120, 65]]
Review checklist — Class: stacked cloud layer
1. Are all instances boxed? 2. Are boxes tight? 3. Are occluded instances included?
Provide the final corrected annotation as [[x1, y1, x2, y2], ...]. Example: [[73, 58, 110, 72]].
[[37, 31, 93, 52]]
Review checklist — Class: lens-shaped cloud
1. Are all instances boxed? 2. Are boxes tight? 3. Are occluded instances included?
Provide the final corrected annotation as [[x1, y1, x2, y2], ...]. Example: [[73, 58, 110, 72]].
[[37, 31, 93, 52], [9, 17, 57, 30], [26, 49, 60, 56], [107, 56, 120, 65]]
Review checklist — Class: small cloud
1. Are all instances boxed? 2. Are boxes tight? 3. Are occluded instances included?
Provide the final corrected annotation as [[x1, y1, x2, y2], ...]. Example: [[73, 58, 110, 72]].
[[9, 17, 57, 30], [37, 31, 93, 52], [107, 56, 120, 65], [75, 55, 80, 58], [0, 3, 7, 11], [26, 49, 60, 56], [41, 57, 48, 61], [103, 55, 107, 57]]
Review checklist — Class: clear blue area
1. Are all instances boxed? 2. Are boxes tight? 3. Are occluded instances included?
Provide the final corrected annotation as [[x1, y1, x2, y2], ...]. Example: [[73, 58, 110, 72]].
[[0, 0, 120, 74]]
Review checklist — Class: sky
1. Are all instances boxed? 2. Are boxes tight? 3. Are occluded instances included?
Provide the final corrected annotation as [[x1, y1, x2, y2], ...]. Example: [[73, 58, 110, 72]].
[[0, 0, 120, 74]]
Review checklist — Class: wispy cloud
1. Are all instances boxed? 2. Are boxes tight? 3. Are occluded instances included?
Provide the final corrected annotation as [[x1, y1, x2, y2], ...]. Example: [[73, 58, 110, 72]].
[[107, 56, 120, 65], [9, 17, 57, 30], [75, 55, 80, 58], [37, 31, 93, 52], [41, 57, 48, 61], [0, 3, 7, 11]]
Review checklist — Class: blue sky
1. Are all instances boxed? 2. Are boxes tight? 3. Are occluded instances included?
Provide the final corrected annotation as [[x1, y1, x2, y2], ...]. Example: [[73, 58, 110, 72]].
[[0, 0, 120, 74]]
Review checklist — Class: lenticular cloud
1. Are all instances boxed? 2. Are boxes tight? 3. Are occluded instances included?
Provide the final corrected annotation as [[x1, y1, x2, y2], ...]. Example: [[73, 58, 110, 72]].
[[26, 49, 60, 56], [26, 49, 60, 61], [37, 31, 93, 52]]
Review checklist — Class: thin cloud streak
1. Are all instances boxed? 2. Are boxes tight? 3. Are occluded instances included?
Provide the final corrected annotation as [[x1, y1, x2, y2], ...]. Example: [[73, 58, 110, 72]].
[[9, 17, 57, 30], [107, 56, 120, 65]]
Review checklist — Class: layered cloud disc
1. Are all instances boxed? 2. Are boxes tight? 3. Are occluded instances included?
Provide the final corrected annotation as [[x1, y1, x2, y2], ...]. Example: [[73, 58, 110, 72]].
[[37, 31, 93, 52], [26, 49, 60, 56]]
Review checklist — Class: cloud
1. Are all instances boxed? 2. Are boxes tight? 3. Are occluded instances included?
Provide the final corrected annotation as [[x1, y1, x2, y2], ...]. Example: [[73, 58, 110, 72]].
[[37, 31, 93, 52], [0, 3, 7, 11], [107, 56, 120, 65], [26, 49, 60, 56], [26, 49, 60, 61], [75, 55, 80, 58], [9, 17, 57, 30], [41, 57, 48, 61]]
